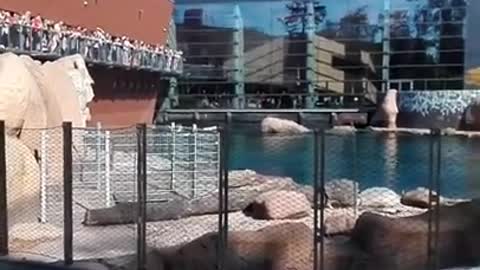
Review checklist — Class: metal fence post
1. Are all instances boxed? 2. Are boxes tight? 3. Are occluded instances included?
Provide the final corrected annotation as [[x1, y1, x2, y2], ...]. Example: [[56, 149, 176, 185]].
[[217, 128, 225, 270], [427, 128, 442, 270], [105, 130, 111, 207], [136, 123, 147, 270], [191, 124, 198, 199], [96, 122, 102, 191], [217, 126, 230, 270], [352, 132, 358, 219], [0, 121, 8, 256], [63, 122, 73, 265], [319, 130, 326, 270], [313, 130, 319, 270], [433, 129, 442, 270], [170, 122, 176, 192], [222, 125, 229, 249], [217, 127, 225, 270], [40, 130, 48, 223]]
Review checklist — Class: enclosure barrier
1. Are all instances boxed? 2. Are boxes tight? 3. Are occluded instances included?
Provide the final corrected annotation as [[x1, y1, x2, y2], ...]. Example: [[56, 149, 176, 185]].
[[0, 120, 475, 270]]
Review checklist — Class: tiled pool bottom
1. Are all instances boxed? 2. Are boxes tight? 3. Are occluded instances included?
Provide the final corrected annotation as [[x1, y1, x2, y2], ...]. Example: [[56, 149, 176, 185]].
[[229, 131, 480, 199]]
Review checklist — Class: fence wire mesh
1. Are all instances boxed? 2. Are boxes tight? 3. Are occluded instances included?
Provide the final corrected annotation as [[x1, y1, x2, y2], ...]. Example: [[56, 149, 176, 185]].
[[328, 131, 435, 270], [6, 127, 64, 260], [225, 131, 317, 270], [144, 124, 222, 252], [71, 126, 138, 261], [2, 122, 480, 270]]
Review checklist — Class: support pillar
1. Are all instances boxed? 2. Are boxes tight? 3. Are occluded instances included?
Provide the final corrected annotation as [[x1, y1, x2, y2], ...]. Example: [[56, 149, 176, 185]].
[[382, 0, 391, 92], [305, 1, 316, 109], [232, 5, 245, 109], [161, 18, 180, 110]]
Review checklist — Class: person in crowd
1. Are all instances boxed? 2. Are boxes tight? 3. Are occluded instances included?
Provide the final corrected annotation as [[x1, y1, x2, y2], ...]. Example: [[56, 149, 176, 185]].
[[9, 13, 20, 49], [43, 19, 54, 53], [31, 15, 43, 51], [112, 37, 121, 63], [0, 11, 10, 49], [19, 11, 31, 50], [51, 21, 62, 54]]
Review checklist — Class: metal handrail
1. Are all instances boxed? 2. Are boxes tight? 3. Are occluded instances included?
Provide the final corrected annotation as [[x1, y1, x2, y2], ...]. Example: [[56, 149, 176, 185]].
[[0, 24, 183, 74]]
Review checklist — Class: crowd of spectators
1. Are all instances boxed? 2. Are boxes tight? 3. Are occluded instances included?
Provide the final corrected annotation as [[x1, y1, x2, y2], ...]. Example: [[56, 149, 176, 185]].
[[0, 9, 183, 73]]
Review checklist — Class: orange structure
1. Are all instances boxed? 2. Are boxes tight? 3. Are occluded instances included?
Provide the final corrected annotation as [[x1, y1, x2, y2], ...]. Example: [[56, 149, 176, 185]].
[[0, 0, 176, 127]]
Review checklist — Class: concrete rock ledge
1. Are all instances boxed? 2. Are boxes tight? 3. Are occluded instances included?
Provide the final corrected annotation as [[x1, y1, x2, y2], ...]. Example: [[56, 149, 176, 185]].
[[328, 126, 480, 138]]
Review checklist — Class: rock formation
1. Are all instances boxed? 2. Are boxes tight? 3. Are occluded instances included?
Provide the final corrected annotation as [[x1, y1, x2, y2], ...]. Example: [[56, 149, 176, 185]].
[[5, 135, 41, 227], [0, 52, 43, 137], [51, 54, 95, 125], [20, 56, 64, 128], [0, 52, 95, 225], [261, 117, 310, 134], [371, 89, 399, 129]]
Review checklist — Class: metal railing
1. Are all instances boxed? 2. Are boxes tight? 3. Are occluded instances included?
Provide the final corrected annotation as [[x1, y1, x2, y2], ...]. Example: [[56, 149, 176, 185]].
[[0, 24, 183, 74]]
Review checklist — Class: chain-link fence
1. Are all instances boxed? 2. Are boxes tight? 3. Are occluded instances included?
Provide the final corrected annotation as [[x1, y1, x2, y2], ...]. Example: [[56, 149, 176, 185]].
[[0, 121, 479, 270]]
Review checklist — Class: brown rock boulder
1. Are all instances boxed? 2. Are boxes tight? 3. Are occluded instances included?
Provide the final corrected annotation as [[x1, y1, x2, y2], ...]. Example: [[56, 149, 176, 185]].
[[143, 223, 356, 270], [401, 187, 439, 208], [400, 187, 467, 209], [243, 190, 311, 220], [350, 200, 480, 270]]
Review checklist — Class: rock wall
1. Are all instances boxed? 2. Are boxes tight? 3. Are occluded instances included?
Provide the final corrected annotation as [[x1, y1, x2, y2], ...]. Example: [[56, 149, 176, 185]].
[[0, 52, 95, 225], [395, 89, 480, 130], [5, 135, 41, 227]]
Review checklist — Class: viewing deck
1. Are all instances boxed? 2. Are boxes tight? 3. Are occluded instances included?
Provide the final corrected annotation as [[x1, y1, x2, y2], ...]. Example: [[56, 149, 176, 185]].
[[0, 25, 183, 75]]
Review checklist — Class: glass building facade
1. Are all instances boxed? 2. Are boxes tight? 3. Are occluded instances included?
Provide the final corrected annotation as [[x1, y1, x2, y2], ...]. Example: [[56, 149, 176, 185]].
[[174, 0, 472, 109]]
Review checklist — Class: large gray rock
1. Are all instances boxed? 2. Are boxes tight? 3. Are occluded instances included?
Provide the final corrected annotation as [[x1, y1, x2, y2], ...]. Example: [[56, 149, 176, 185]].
[[325, 179, 359, 207], [261, 116, 310, 134], [359, 187, 400, 208], [243, 190, 311, 220]]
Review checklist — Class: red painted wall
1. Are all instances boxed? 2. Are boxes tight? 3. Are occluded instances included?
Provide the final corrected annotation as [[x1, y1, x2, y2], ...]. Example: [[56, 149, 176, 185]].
[[0, 0, 173, 45], [86, 67, 165, 128]]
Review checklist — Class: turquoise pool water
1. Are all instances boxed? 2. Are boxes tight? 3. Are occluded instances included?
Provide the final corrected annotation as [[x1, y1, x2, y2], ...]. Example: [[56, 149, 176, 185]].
[[228, 130, 480, 198]]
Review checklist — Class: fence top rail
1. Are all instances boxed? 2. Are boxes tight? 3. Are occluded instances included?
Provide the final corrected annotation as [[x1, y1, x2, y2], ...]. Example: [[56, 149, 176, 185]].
[[9, 123, 220, 133]]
